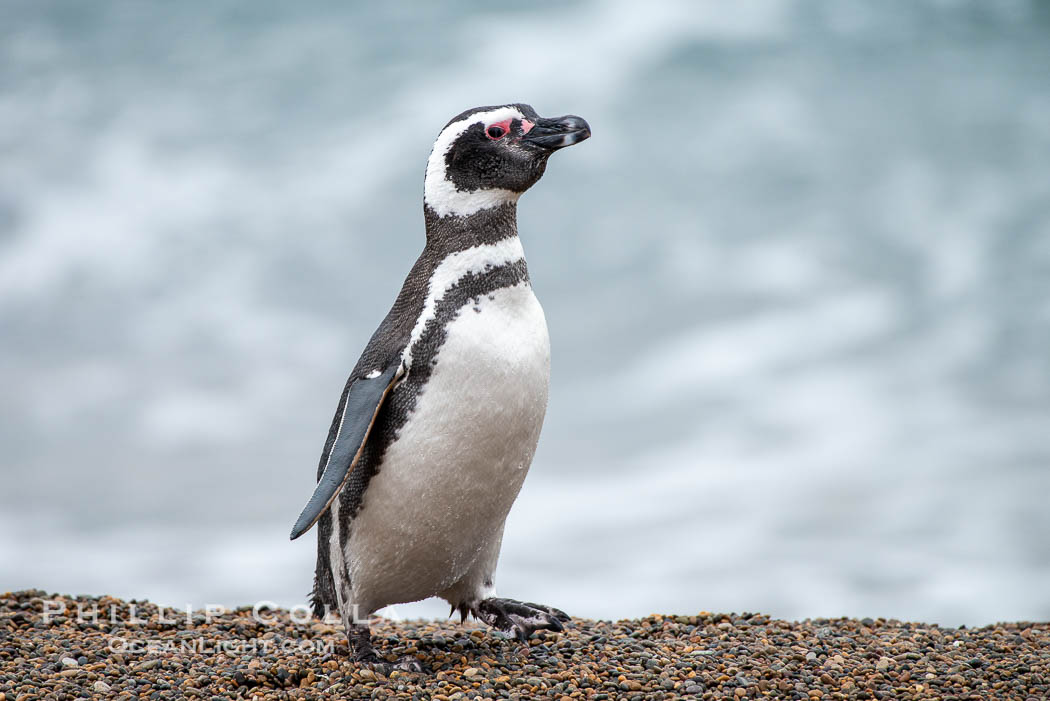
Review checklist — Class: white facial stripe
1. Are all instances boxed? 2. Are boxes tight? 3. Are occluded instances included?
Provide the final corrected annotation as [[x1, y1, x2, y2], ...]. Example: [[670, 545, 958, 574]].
[[402, 235, 526, 369], [424, 106, 526, 218]]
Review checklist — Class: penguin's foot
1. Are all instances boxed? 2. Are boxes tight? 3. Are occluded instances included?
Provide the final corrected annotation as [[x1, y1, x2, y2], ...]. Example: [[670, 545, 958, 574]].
[[357, 653, 426, 675], [347, 624, 426, 674], [473, 597, 570, 641]]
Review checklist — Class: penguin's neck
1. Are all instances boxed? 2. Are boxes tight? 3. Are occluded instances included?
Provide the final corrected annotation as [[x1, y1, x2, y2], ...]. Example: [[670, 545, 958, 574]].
[[401, 202, 529, 371], [423, 203, 519, 256]]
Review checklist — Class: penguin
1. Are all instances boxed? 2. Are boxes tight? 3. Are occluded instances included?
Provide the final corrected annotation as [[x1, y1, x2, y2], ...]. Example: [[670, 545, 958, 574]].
[[289, 103, 591, 671]]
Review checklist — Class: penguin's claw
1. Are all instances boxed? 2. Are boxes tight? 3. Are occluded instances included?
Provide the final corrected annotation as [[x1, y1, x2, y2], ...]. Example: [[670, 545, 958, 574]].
[[393, 655, 427, 674], [355, 652, 426, 675], [473, 597, 570, 641], [348, 624, 426, 674], [523, 601, 571, 624]]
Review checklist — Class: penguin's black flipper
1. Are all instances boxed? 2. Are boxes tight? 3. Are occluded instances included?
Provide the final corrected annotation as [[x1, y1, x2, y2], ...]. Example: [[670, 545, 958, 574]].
[[290, 364, 401, 540]]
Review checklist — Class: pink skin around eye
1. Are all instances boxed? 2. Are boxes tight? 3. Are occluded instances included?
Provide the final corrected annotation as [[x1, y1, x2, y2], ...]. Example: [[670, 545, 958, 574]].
[[521, 119, 535, 134], [486, 119, 513, 139]]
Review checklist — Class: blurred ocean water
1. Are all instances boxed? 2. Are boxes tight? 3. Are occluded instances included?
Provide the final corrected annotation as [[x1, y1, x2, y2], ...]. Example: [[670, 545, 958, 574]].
[[2, 0, 1049, 625]]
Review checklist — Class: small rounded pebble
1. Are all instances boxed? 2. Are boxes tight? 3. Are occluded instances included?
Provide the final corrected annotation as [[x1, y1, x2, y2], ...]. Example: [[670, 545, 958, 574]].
[[1, 591, 1047, 700]]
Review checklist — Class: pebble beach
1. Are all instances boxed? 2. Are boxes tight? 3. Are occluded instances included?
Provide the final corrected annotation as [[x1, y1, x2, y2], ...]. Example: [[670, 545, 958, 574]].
[[2, 591, 1047, 700]]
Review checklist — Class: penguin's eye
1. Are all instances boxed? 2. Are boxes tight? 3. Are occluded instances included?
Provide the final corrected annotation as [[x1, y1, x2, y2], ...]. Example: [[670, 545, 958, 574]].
[[486, 125, 506, 140]]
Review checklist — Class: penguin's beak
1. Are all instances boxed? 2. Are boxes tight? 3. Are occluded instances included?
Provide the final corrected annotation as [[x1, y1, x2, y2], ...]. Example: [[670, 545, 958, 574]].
[[522, 115, 591, 150]]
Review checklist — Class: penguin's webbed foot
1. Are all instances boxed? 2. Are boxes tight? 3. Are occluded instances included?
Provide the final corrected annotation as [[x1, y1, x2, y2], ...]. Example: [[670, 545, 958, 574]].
[[347, 624, 426, 674], [473, 597, 570, 641], [360, 654, 427, 675], [354, 649, 426, 675]]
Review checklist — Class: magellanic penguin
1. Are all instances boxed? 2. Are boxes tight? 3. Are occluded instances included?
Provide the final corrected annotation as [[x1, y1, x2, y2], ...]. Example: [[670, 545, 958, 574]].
[[289, 104, 591, 671]]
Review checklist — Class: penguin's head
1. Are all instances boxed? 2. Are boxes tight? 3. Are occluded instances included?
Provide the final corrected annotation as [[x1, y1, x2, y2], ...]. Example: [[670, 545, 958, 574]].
[[424, 103, 590, 218]]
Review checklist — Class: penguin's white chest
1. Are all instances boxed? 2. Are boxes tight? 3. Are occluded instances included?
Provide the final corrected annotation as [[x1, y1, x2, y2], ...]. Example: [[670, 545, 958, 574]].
[[347, 281, 550, 612]]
